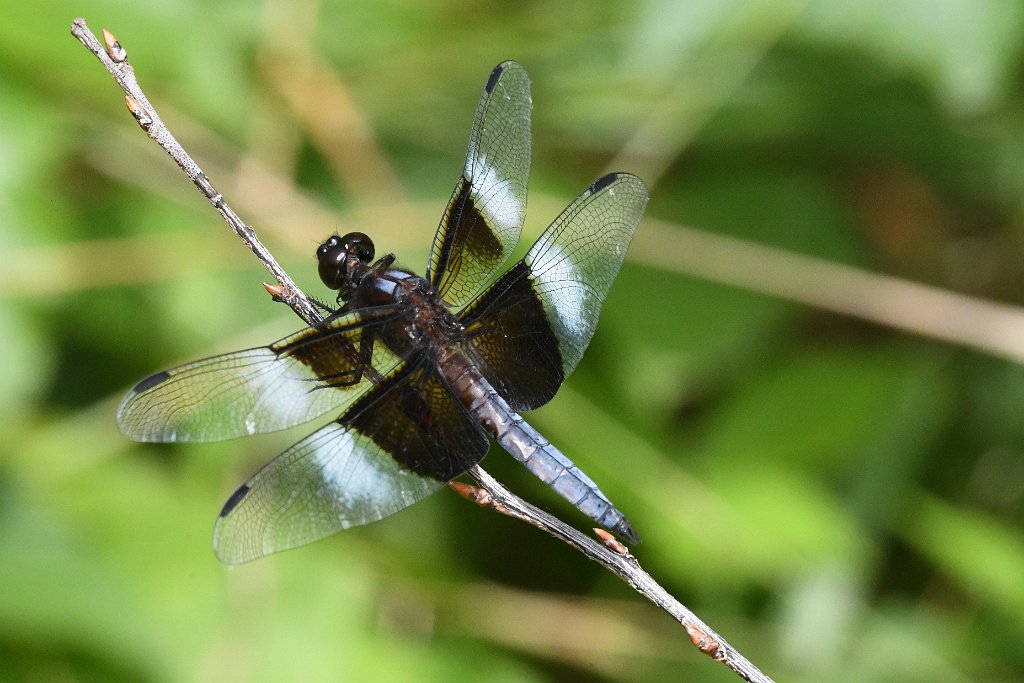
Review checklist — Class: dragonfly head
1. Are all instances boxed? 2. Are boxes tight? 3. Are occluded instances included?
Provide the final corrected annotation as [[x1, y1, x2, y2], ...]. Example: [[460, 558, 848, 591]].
[[317, 232, 376, 290]]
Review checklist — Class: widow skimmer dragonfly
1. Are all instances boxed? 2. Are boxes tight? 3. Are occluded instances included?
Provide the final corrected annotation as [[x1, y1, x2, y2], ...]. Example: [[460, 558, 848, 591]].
[[118, 61, 648, 565]]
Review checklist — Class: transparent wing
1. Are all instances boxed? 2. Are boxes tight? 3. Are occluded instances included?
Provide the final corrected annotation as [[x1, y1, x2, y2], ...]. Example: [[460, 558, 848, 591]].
[[212, 360, 488, 565], [117, 308, 404, 442], [460, 173, 648, 411], [427, 61, 532, 309]]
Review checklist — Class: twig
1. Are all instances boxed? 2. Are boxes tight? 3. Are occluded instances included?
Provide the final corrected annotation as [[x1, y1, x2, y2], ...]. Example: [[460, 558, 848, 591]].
[[634, 218, 1024, 364], [71, 18, 774, 682], [454, 469, 773, 681], [70, 18, 320, 327]]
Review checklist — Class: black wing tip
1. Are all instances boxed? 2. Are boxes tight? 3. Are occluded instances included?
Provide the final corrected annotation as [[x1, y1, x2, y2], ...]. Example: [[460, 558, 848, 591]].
[[589, 172, 649, 200], [590, 173, 621, 194], [130, 370, 171, 394], [485, 60, 525, 93], [485, 63, 505, 93], [219, 483, 251, 517]]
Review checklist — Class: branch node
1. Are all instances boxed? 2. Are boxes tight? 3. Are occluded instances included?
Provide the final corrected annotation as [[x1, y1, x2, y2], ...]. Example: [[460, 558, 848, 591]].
[[124, 96, 153, 130], [449, 481, 494, 507], [687, 624, 726, 661], [195, 172, 225, 207], [263, 282, 288, 301], [101, 28, 126, 62], [594, 528, 630, 556]]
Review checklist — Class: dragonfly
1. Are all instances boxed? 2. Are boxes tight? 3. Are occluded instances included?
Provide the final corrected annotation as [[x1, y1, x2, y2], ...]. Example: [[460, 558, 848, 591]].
[[118, 61, 649, 565]]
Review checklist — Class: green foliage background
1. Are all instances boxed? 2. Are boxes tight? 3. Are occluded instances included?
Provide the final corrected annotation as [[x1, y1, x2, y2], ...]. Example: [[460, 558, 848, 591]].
[[3, 1, 1024, 681]]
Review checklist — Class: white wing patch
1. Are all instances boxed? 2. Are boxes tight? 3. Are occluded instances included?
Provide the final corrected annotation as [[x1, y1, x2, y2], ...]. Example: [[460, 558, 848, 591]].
[[311, 424, 437, 528], [241, 351, 328, 435], [531, 243, 588, 342], [469, 154, 524, 234]]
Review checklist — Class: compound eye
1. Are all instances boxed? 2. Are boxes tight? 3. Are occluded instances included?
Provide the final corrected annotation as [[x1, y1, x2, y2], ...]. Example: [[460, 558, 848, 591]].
[[316, 235, 348, 290], [341, 232, 375, 263]]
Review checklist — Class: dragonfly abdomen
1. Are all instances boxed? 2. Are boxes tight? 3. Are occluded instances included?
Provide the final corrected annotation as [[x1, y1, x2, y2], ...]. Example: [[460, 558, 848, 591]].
[[489, 398, 639, 544], [441, 352, 639, 544]]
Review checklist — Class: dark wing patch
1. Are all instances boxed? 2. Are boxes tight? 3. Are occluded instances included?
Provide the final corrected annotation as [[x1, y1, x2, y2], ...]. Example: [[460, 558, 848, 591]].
[[342, 360, 488, 481], [460, 173, 648, 411], [212, 360, 488, 565], [460, 261, 564, 411]]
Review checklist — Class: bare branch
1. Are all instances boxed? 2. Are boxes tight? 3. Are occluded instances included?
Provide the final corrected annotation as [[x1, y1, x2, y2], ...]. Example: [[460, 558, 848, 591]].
[[457, 468, 774, 682], [71, 17, 775, 682], [71, 17, 320, 326]]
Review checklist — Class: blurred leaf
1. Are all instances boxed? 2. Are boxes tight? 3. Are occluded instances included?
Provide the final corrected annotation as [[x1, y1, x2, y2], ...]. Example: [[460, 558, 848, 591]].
[[904, 493, 1024, 616], [799, 1, 1024, 113]]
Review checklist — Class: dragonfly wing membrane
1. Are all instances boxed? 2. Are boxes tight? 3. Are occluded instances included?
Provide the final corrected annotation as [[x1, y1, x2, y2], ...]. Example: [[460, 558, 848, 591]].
[[117, 309, 404, 442], [428, 61, 532, 308]]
